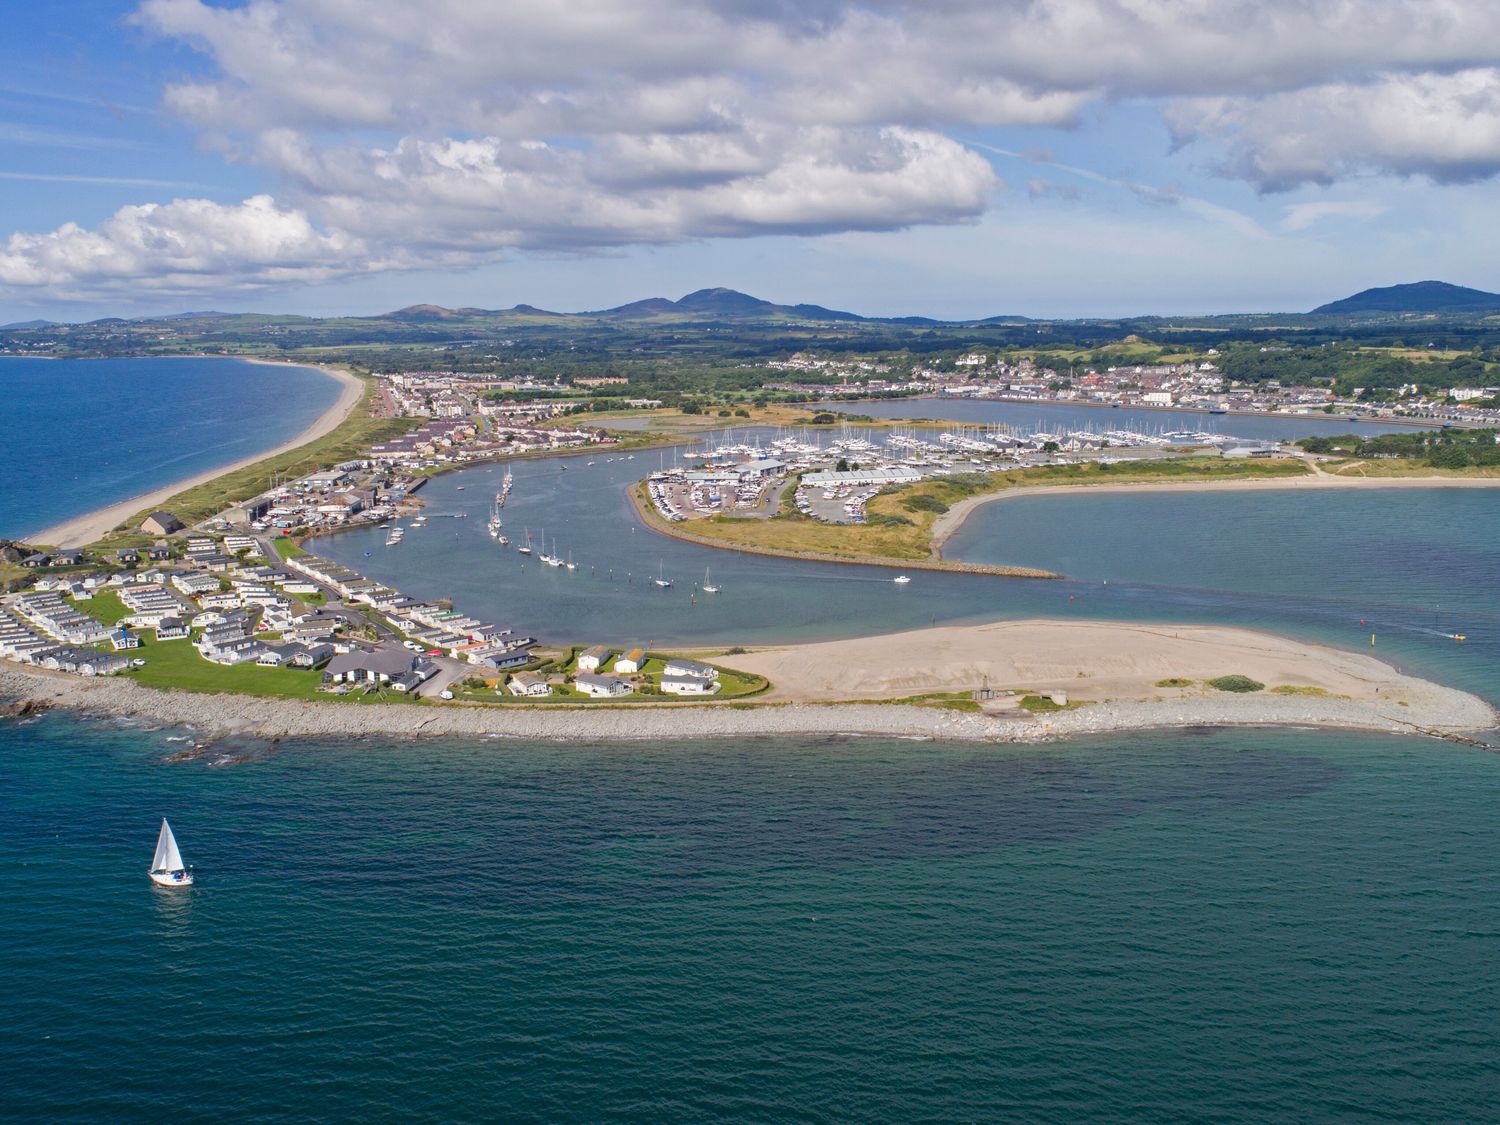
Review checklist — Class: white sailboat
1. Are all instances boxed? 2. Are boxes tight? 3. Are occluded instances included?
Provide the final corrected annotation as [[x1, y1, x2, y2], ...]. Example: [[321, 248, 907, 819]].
[[539, 529, 564, 567], [654, 561, 673, 588], [701, 567, 720, 594], [149, 818, 193, 888], [517, 526, 533, 554]]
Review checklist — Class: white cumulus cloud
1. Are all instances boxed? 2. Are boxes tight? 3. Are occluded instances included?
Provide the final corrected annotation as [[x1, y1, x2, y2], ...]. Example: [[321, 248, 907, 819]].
[[9, 0, 1500, 299], [0, 195, 365, 296]]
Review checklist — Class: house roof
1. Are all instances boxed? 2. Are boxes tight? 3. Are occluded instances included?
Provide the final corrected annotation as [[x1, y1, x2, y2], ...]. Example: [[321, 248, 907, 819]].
[[327, 648, 415, 677]]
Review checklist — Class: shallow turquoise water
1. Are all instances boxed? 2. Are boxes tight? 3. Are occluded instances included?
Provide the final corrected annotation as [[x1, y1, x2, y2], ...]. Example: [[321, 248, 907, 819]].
[[3, 716, 1499, 1121], [0, 356, 340, 539]]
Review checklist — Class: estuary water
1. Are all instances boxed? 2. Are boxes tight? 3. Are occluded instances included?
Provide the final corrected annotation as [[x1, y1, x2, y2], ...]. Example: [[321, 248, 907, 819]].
[[4, 716, 1499, 1121], [0, 356, 341, 540], [847, 395, 1420, 442], [317, 452, 1500, 706]]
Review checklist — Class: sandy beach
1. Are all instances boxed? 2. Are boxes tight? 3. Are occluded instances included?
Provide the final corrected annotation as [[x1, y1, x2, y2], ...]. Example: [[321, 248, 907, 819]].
[[713, 619, 1492, 723], [931, 471, 1500, 554], [1, 620, 1491, 744], [28, 360, 365, 549]]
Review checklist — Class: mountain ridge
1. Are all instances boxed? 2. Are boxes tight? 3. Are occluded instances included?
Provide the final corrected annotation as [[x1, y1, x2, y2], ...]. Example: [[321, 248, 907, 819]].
[[1312, 280, 1500, 315]]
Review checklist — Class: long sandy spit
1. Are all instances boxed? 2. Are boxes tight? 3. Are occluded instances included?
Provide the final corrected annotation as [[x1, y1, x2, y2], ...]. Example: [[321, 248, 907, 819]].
[[2, 620, 1492, 745]]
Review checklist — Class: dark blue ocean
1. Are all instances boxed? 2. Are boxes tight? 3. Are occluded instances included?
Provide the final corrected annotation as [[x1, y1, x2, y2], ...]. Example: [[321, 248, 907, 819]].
[[0, 356, 341, 540]]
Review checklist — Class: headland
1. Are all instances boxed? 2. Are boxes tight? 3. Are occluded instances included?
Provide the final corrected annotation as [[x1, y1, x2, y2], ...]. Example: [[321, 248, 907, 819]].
[[2, 620, 1491, 745]]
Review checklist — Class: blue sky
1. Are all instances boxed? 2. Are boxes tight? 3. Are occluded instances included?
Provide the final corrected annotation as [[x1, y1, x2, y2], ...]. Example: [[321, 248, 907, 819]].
[[4, 0, 1500, 322]]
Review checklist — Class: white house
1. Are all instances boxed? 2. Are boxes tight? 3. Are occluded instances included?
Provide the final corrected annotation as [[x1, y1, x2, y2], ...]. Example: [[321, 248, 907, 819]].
[[508, 671, 552, 697], [576, 645, 611, 673], [574, 672, 633, 698], [613, 647, 646, 674], [662, 658, 718, 680], [660, 675, 721, 696]]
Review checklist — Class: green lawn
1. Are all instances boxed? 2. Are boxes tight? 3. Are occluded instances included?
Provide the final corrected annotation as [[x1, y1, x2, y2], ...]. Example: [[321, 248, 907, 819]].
[[125, 634, 327, 698], [69, 590, 130, 627], [272, 537, 308, 560]]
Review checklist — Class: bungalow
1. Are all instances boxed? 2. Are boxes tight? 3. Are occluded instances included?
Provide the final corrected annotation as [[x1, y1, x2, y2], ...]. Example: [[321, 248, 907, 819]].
[[202, 638, 265, 666], [472, 647, 533, 672], [576, 645, 612, 673], [141, 511, 185, 536], [660, 675, 721, 696], [390, 661, 438, 693], [508, 671, 552, 697], [573, 672, 633, 698], [256, 647, 292, 667], [147, 544, 172, 561], [20, 553, 50, 569], [613, 647, 646, 674], [116, 549, 140, 565], [78, 653, 130, 677], [42, 647, 90, 672], [285, 642, 333, 668], [155, 617, 190, 641], [110, 628, 140, 651], [323, 648, 419, 687], [52, 550, 85, 567], [662, 658, 719, 681], [173, 573, 222, 596]]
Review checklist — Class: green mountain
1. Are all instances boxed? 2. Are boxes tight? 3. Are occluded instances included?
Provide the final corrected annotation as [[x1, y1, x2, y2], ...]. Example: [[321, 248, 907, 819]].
[[1312, 281, 1500, 315]]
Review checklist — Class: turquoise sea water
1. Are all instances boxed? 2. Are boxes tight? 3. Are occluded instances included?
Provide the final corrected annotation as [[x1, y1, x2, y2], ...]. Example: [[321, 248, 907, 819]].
[[0, 356, 341, 540], [3, 716, 1499, 1121]]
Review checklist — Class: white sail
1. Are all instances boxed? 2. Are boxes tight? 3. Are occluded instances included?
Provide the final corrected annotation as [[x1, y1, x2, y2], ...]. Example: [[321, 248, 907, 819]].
[[152, 818, 185, 873]]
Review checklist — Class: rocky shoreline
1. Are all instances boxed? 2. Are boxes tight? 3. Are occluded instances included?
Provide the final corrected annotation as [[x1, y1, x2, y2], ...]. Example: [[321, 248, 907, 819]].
[[2, 664, 1493, 747]]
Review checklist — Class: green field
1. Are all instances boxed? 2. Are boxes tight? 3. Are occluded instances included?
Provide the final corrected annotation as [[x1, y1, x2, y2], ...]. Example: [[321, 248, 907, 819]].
[[69, 590, 129, 626]]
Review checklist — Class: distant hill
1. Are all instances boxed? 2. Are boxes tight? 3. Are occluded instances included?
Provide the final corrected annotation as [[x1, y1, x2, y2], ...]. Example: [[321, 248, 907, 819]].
[[1313, 281, 1500, 315], [578, 287, 866, 322], [0, 319, 55, 330]]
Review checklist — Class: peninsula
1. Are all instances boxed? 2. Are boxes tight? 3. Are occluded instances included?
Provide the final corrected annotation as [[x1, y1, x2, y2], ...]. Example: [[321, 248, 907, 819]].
[[1, 617, 1492, 744]]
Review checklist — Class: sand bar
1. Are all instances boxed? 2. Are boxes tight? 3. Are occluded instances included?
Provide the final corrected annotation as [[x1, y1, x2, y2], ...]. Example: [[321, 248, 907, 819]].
[[1, 620, 1491, 744], [28, 360, 363, 548], [931, 472, 1500, 554]]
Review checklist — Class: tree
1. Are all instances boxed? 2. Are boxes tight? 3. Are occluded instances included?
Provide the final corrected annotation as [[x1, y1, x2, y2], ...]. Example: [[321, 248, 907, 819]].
[[835, 458, 850, 472]]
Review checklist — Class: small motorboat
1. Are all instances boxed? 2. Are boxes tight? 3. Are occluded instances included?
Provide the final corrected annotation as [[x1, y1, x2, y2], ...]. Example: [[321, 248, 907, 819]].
[[149, 818, 193, 888], [893, 575, 912, 584]]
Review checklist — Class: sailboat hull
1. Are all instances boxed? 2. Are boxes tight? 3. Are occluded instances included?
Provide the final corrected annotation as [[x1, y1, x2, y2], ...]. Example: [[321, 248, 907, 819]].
[[149, 869, 194, 888]]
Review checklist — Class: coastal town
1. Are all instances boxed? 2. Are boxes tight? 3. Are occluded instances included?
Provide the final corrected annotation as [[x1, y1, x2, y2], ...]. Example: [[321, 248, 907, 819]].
[[762, 351, 1500, 428], [1, 359, 1494, 724]]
